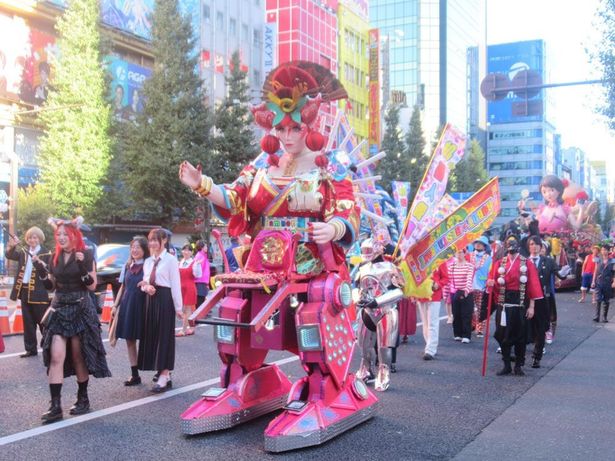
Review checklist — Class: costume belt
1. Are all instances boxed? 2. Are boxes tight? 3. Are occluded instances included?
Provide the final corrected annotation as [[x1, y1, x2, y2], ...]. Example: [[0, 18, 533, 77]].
[[260, 216, 318, 242]]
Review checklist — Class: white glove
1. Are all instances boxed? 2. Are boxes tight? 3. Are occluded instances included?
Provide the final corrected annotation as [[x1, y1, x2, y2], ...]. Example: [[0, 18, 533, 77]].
[[558, 265, 572, 278]]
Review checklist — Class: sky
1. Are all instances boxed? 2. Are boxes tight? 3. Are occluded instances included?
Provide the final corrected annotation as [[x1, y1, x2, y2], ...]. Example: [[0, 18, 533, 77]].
[[488, 0, 615, 175]]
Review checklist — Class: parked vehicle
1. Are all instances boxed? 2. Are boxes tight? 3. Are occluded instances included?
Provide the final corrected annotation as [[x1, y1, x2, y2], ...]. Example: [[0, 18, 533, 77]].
[[95, 243, 130, 308]]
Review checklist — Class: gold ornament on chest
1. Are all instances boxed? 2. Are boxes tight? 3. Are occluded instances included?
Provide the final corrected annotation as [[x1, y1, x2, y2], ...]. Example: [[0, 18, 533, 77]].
[[286, 171, 323, 212]]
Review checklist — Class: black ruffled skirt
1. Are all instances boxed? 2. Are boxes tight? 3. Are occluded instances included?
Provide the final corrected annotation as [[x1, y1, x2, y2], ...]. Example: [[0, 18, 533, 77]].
[[41, 291, 112, 379]]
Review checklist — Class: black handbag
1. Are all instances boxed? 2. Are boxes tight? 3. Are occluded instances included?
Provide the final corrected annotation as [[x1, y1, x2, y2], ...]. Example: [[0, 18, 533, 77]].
[[453, 290, 466, 302]]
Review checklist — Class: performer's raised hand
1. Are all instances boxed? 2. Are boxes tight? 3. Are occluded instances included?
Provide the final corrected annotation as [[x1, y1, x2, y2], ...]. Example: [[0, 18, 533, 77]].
[[179, 160, 202, 190], [311, 222, 335, 244]]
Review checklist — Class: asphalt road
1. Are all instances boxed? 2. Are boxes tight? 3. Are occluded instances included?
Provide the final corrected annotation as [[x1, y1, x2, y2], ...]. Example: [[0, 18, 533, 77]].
[[0, 291, 607, 460]]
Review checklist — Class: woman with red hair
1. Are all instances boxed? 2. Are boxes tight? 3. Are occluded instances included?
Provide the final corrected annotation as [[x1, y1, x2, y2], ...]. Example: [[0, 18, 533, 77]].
[[33, 217, 111, 424]]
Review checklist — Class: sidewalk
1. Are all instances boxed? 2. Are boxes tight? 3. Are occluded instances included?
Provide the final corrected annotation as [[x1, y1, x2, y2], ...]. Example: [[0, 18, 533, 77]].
[[455, 322, 615, 461]]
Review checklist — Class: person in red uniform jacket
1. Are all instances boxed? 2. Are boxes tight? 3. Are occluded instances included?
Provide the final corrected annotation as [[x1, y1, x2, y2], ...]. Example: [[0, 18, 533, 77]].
[[487, 235, 543, 376]]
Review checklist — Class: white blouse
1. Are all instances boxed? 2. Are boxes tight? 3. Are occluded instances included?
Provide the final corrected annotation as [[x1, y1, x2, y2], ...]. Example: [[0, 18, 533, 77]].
[[143, 250, 182, 313]]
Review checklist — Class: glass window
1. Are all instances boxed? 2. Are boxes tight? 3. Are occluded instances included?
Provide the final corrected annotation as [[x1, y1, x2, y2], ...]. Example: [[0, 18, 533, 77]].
[[230, 18, 236, 36], [216, 11, 224, 31], [242, 23, 249, 41], [203, 4, 210, 22]]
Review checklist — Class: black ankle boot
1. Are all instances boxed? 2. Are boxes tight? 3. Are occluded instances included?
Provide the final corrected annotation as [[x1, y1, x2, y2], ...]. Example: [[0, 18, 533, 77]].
[[41, 397, 63, 423], [531, 358, 541, 368], [496, 362, 512, 376], [594, 303, 601, 322], [514, 365, 525, 376], [603, 305, 609, 323], [69, 393, 90, 415]]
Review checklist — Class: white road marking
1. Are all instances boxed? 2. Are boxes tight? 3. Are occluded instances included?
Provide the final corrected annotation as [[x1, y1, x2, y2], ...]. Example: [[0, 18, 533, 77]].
[[0, 313, 452, 445], [0, 355, 299, 446]]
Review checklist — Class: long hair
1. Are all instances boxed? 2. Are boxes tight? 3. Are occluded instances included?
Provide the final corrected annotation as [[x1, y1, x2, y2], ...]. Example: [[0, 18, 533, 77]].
[[53, 224, 86, 265], [130, 236, 150, 262], [147, 228, 168, 252], [539, 175, 565, 205]]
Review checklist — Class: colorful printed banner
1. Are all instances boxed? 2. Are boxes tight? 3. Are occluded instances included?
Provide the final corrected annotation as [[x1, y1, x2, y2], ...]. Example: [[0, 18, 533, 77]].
[[397, 123, 466, 257], [420, 194, 459, 236], [400, 178, 500, 297], [391, 181, 410, 231]]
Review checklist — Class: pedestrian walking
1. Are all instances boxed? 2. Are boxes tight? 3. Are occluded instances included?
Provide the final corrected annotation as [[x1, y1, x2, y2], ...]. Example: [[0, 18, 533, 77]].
[[112, 236, 149, 386], [488, 235, 542, 376], [579, 245, 599, 303], [449, 249, 474, 343], [193, 240, 210, 308], [5, 226, 52, 357], [138, 228, 182, 393], [415, 261, 448, 360], [177, 244, 202, 336], [36, 217, 111, 424], [591, 243, 615, 323]]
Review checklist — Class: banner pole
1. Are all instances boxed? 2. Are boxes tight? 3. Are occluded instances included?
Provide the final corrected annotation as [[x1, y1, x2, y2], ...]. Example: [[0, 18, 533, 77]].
[[481, 289, 494, 377]]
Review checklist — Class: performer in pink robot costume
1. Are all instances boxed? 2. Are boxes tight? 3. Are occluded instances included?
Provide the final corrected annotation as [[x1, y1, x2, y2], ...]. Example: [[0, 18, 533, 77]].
[[178, 61, 376, 452], [354, 237, 404, 391]]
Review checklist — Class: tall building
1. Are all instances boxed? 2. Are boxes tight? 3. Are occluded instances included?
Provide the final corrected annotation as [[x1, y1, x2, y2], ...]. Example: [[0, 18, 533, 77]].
[[200, 0, 266, 105], [486, 39, 558, 225], [369, 0, 485, 145], [265, 0, 338, 71], [337, 0, 370, 149]]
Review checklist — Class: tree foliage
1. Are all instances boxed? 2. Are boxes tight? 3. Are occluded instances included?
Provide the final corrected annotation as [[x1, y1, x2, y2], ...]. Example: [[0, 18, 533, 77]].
[[121, 0, 212, 225], [211, 50, 258, 185], [37, 0, 111, 217], [450, 138, 490, 193], [16, 185, 57, 237], [405, 105, 429, 203], [377, 104, 407, 193], [595, 0, 615, 129]]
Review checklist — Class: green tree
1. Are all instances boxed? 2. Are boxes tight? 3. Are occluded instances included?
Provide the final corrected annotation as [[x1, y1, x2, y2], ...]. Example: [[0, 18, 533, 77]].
[[595, 0, 615, 129], [37, 0, 111, 217], [16, 185, 56, 237], [377, 104, 407, 192], [450, 138, 490, 193], [404, 105, 428, 203], [211, 50, 258, 185], [121, 0, 212, 225]]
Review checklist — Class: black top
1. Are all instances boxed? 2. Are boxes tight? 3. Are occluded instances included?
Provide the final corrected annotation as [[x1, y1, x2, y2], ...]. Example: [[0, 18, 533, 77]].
[[531, 255, 564, 297], [51, 249, 94, 293]]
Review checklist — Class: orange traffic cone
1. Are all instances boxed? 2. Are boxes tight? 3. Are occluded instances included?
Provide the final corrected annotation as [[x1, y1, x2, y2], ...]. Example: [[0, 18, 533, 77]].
[[100, 284, 113, 324], [11, 301, 24, 334], [0, 290, 11, 335]]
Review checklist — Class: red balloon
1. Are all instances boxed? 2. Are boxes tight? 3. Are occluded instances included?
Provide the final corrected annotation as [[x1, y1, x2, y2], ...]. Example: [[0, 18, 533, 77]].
[[306, 130, 325, 152], [261, 134, 280, 154]]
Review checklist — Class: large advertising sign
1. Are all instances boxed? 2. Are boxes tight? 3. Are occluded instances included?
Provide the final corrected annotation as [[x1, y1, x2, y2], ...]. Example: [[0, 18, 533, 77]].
[[51, 0, 199, 43], [264, 12, 278, 77], [0, 13, 57, 106], [487, 40, 545, 124], [368, 28, 380, 153], [107, 56, 152, 122]]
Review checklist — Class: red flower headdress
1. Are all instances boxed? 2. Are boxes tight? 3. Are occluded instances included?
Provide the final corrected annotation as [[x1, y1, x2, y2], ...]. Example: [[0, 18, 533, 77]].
[[251, 61, 348, 167]]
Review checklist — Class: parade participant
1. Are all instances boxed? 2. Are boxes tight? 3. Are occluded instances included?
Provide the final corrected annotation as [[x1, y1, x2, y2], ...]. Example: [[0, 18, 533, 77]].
[[5, 226, 52, 358], [469, 236, 492, 338], [112, 236, 149, 386], [449, 249, 474, 343], [415, 261, 448, 360], [527, 236, 568, 368], [138, 229, 183, 392], [178, 62, 370, 449], [487, 235, 542, 376], [355, 237, 404, 390], [579, 245, 599, 303], [591, 243, 615, 323], [177, 244, 202, 336], [35, 217, 111, 423], [193, 240, 210, 308]]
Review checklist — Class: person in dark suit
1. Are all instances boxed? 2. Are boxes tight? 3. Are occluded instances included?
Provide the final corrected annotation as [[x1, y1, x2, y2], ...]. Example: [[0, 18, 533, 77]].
[[526, 235, 568, 368], [5, 227, 52, 357]]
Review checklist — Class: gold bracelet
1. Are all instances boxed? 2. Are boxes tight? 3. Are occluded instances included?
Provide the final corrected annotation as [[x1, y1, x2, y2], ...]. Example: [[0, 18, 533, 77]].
[[194, 176, 213, 197], [329, 219, 347, 241]]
